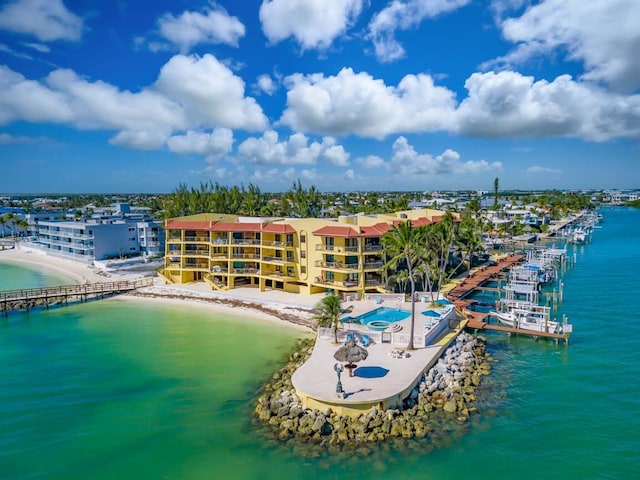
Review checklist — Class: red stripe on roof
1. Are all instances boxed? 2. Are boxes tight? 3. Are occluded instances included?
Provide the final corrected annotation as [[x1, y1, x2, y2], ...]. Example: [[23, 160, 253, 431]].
[[360, 223, 391, 237]]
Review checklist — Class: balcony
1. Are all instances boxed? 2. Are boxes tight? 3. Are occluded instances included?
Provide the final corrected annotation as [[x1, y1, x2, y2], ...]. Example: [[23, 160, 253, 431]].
[[315, 244, 359, 253], [184, 249, 210, 257], [315, 261, 360, 270], [184, 236, 210, 242], [363, 261, 384, 270], [231, 268, 260, 275], [231, 238, 260, 245], [183, 261, 209, 270], [211, 237, 229, 245], [364, 244, 383, 252], [231, 253, 260, 259]]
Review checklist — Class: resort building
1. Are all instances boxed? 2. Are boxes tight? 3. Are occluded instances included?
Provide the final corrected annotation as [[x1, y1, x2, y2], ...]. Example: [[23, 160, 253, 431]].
[[160, 208, 454, 298]]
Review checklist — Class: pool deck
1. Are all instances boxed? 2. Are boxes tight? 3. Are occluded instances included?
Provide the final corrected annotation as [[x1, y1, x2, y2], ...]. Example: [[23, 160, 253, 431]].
[[291, 302, 466, 417]]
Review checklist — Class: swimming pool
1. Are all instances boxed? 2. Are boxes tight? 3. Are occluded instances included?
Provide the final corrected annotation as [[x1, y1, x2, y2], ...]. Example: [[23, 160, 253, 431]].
[[354, 307, 410, 331]]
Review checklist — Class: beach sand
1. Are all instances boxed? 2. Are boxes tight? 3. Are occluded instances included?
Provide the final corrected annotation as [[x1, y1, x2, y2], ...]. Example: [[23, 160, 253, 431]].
[[0, 245, 317, 332]]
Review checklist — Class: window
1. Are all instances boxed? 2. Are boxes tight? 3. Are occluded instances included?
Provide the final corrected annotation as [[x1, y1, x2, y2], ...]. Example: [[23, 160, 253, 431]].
[[300, 234, 306, 243], [301, 251, 306, 259], [128, 227, 135, 232], [301, 266, 306, 274]]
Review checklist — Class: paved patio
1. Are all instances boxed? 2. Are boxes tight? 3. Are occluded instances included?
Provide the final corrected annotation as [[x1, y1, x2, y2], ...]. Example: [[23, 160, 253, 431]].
[[291, 313, 466, 415]]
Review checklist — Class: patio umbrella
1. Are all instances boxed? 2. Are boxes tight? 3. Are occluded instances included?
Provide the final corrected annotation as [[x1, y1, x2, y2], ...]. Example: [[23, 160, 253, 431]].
[[333, 340, 368, 376]]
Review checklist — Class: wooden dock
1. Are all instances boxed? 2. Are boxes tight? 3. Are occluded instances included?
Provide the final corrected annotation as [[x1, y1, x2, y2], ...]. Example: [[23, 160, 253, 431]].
[[446, 254, 570, 344], [1, 278, 154, 315]]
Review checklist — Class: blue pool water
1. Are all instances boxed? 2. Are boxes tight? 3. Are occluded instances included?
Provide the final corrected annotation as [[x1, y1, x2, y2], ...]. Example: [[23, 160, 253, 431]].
[[357, 307, 410, 324]]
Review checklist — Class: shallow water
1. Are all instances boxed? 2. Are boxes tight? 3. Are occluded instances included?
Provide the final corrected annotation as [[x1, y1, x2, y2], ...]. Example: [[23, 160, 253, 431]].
[[1, 206, 638, 479]]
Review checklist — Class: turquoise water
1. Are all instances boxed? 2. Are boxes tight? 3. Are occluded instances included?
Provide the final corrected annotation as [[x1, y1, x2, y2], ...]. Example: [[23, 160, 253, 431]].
[[1, 207, 639, 479]]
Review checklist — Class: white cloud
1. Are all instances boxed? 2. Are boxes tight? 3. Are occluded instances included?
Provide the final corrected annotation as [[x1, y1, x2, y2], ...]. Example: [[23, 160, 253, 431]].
[[281, 67, 457, 138], [300, 168, 317, 181], [0, 132, 50, 144], [455, 70, 640, 141], [527, 165, 562, 174], [157, 2, 245, 52], [368, 0, 471, 62], [23, 42, 50, 52], [166, 128, 234, 162], [260, 0, 363, 50], [390, 136, 502, 175], [237, 130, 344, 166], [255, 74, 277, 95], [0, 54, 268, 152], [155, 54, 268, 131], [344, 169, 355, 181], [109, 130, 168, 150], [322, 143, 350, 166], [0, 0, 83, 42], [487, 0, 640, 92], [357, 155, 386, 169]]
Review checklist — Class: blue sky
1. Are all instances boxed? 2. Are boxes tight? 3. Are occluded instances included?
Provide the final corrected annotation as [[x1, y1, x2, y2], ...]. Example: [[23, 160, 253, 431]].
[[0, 0, 638, 194]]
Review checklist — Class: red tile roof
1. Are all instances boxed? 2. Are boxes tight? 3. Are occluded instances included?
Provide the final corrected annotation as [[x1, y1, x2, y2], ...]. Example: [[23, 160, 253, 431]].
[[411, 217, 433, 227], [360, 223, 391, 237], [165, 220, 212, 230], [312, 225, 360, 237], [262, 223, 296, 234]]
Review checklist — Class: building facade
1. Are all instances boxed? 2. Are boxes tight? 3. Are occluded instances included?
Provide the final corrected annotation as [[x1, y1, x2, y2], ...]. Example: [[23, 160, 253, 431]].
[[34, 218, 164, 262], [160, 208, 453, 297]]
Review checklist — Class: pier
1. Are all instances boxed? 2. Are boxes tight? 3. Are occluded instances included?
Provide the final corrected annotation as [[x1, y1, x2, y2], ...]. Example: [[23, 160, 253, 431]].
[[446, 253, 570, 344], [1, 278, 154, 315]]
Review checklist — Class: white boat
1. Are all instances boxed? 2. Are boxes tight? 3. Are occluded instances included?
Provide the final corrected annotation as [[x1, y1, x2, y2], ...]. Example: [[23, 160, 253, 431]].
[[491, 308, 560, 334]]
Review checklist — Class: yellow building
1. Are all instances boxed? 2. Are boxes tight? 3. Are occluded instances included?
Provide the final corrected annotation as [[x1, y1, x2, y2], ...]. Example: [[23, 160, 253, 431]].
[[160, 209, 454, 297]]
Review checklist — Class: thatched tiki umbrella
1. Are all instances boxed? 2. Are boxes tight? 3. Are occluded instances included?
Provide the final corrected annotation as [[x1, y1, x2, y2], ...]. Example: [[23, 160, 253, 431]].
[[334, 340, 368, 376]]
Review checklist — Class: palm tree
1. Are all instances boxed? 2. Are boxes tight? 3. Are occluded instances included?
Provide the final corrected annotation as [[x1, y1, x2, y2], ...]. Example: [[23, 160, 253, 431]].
[[432, 212, 458, 300], [381, 220, 424, 350], [0, 215, 6, 238], [314, 292, 345, 344], [3, 212, 16, 238]]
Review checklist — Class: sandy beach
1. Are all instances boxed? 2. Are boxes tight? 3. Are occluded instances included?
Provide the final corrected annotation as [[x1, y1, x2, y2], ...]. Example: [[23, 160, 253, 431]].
[[0, 245, 317, 333]]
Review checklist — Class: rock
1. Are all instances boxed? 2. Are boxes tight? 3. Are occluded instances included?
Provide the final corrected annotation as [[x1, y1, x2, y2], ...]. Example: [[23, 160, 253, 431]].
[[443, 400, 457, 413]]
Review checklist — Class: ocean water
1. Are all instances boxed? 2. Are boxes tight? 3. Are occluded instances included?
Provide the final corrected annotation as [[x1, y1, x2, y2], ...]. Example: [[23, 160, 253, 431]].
[[1, 207, 638, 480]]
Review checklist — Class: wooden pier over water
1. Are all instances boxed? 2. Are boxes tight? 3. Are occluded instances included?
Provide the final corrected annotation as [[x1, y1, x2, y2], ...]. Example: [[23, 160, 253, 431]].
[[1, 278, 154, 315], [446, 253, 569, 344]]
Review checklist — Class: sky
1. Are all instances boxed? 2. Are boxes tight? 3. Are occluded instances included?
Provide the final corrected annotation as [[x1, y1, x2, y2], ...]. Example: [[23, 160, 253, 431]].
[[0, 0, 638, 194]]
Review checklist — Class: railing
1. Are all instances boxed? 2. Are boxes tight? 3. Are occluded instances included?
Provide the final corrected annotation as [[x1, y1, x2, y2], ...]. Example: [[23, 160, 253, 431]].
[[231, 239, 261, 245], [315, 261, 360, 270], [231, 268, 260, 274], [263, 255, 284, 263], [183, 249, 210, 256], [364, 244, 383, 252], [184, 236, 210, 242], [231, 253, 260, 259], [363, 261, 384, 270]]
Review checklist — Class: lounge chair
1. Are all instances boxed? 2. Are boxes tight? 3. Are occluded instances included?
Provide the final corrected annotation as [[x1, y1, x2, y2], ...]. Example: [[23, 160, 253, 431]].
[[375, 295, 382, 304], [360, 334, 371, 347], [344, 332, 355, 344]]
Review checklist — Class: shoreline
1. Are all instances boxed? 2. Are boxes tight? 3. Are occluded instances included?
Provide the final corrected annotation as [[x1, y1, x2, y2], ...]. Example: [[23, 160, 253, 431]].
[[0, 247, 316, 333]]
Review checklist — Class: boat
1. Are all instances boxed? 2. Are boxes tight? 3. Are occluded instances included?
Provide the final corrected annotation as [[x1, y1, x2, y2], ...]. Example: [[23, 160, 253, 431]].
[[491, 308, 560, 334]]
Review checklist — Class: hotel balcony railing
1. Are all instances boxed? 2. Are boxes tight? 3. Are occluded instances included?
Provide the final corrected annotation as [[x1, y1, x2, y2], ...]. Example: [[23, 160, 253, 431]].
[[231, 253, 260, 259], [315, 244, 359, 253], [231, 268, 260, 274], [364, 279, 382, 286], [363, 261, 384, 270], [183, 261, 209, 270], [184, 249, 210, 256], [315, 261, 360, 270], [262, 255, 284, 264], [210, 266, 229, 273], [184, 236, 210, 242], [364, 244, 383, 252], [211, 238, 229, 245], [342, 280, 359, 287], [263, 271, 295, 280], [231, 239, 261, 245]]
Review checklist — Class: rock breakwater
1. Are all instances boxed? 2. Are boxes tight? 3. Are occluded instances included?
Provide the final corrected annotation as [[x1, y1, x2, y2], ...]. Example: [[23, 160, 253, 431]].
[[254, 332, 491, 448]]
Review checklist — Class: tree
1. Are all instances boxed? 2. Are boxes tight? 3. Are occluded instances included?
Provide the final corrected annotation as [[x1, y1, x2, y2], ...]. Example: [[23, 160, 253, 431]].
[[0, 215, 6, 238], [314, 292, 345, 343], [381, 220, 424, 350]]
